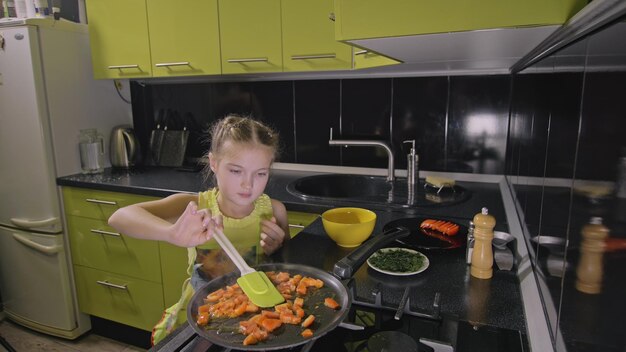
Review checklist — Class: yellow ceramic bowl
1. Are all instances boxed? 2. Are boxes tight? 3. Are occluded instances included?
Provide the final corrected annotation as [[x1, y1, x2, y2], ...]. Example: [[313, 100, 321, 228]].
[[322, 207, 377, 247]]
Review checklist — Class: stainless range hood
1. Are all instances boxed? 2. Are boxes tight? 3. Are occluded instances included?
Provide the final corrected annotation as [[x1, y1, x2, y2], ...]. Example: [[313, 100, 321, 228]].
[[347, 25, 561, 76], [511, 0, 626, 73], [339, 0, 626, 77]]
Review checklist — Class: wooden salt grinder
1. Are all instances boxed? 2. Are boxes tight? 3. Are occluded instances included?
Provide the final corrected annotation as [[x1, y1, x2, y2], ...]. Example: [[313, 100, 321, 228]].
[[471, 207, 496, 279], [576, 217, 608, 294]]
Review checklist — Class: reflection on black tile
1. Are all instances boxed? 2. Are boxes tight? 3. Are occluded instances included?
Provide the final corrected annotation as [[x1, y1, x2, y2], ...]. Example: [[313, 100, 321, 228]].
[[544, 72, 584, 179], [508, 73, 555, 178], [250, 81, 295, 163], [340, 78, 392, 168], [447, 75, 511, 174], [392, 77, 447, 170], [294, 80, 341, 165], [577, 72, 626, 181]]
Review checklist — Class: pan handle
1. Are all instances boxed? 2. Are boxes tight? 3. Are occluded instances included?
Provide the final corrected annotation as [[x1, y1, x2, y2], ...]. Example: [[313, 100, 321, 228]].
[[333, 226, 410, 279]]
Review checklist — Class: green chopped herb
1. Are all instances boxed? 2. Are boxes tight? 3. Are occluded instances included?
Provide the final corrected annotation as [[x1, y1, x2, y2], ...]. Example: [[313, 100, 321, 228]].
[[369, 249, 424, 272]]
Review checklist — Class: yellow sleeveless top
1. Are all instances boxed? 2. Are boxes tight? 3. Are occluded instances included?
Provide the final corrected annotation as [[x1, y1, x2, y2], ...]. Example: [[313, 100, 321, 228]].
[[194, 188, 274, 279]]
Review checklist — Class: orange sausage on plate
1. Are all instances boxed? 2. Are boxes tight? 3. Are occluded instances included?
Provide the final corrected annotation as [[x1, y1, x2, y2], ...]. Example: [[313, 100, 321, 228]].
[[420, 219, 460, 236]]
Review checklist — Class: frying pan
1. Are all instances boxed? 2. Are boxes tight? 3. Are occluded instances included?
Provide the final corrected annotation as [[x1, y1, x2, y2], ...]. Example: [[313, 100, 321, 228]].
[[383, 217, 467, 250], [187, 226, 410, 351]]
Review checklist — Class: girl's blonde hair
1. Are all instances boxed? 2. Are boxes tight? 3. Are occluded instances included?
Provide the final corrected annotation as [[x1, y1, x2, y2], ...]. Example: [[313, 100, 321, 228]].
[[203, 115, 280, 182]]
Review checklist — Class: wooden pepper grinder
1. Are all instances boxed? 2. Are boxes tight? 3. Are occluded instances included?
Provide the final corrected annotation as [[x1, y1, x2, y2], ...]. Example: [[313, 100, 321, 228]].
[[575, 217, 608, 294], [471, 207, 496, 279]]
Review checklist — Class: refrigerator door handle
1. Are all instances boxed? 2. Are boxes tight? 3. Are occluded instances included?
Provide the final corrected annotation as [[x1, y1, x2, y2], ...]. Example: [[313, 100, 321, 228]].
[[10, 217, 60, 229], [12, 233, 63, 255]]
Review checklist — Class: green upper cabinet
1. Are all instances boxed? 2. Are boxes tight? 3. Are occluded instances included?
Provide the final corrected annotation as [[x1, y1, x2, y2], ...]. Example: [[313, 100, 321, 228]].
[[334, 0, 587, 41], [85, 0, 152, 79], [281, 0, 352, 72], [219, 0, 283, 74], [147, 0, 221, 77]]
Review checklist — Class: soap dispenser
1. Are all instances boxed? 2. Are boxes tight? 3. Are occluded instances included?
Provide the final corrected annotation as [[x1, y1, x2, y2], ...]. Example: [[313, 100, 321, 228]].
[[403, 140, 418, 204], [403, 140, 419, 186]]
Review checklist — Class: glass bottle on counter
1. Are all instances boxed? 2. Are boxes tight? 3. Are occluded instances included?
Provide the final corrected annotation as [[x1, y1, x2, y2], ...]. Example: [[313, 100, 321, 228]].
[[78, 128, 105, 174]]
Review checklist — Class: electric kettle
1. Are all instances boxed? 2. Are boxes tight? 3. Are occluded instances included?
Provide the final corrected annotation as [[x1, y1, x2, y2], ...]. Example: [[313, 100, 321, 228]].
[[110, 125, 140, 168]]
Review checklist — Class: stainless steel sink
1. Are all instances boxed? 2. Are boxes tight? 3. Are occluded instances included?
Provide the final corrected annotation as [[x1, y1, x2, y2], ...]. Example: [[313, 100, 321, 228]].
[[287, 174, 391, 199], [286, 173, 471, 210]]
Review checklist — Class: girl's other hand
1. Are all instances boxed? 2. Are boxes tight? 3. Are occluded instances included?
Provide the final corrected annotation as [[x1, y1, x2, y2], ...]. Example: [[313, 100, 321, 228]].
[[260, 216, 287, 255], [170, 202, 221, 247]]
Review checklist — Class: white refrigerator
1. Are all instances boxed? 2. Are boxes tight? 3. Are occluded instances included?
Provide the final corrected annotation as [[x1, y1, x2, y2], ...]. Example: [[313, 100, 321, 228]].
[[0, 18, 131, 339]]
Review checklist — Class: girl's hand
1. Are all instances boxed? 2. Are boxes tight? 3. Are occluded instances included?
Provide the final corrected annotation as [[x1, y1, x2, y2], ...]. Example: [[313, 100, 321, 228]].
[[170, 202, 221, 247], [260, 217, 287, 255]]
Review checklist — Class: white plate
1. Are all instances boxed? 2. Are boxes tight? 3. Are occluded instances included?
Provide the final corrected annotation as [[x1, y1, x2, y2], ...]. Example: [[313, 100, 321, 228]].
[[367, 247, 429, 276]]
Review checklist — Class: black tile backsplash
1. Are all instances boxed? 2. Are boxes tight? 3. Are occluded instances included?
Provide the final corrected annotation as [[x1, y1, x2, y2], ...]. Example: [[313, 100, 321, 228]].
[[293, 80, 341, 165], [249, 81, 296, 163], [339, 78, 392, 168], [130, 71, 624, 182], [577, 72, 626, 180], [392, 76, 448, 170], [447, 75, 511, 174]]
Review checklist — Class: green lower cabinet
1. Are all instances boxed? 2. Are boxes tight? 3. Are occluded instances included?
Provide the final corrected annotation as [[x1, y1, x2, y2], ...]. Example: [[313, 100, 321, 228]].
[[73, 265, 164, 331], [287, 211, 319, 238], [62, 187, 159, 221], [159, 243, 190, 307], [67, 217, 162, 282]]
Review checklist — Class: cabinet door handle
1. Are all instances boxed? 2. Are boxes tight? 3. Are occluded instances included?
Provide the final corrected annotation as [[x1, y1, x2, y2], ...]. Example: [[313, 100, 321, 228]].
[[96, 280, 128, 290], [291, 54, 336, 60], [10, 217, 60, 229], [12, 233, 62, 255], [227, 57, 268, 63], [107, 64, 140, 70], [288, 224, 305, 229], [354, 50, 368, 56], [85, 198, 117, 205], [90, 229, 121, 237], [155, 61, 190, 67]]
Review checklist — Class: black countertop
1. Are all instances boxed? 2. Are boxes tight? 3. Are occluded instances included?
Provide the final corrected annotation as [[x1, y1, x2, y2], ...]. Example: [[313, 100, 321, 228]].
[[57, 167, 525, 333]]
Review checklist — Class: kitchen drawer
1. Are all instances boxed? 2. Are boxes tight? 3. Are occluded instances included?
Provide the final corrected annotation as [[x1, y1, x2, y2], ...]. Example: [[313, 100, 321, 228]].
[[67, 216, 161, 282], [159, 243, 189, 307], [62, 187, 158, 221], [287, 211, 319, 238], [73, 265, 164, 331]]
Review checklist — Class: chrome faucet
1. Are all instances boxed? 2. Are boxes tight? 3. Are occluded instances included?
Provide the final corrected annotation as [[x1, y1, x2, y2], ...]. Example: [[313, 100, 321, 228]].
[[328, 128, 395, 182]]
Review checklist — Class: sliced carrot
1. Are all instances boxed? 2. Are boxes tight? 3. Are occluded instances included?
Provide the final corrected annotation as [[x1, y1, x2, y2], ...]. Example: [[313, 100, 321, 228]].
[[206, 289, 224, 302], [243, 334, 258, 346], [261, 310, 280, 319], [231, 302, 247, 317], [279, 312, 302, 324], [245, 303, 259, 313], [239, 320, 258, 335], [290, 274, 303, 286], [301, 328, 314, 338], [197, 313, 209, 326], [324, 297, 340, 310], [296, 282, 308, 295], [294, 307, 305, 318], [302, 314, 315, 328], [261, 318, 283, 332], [274, 272, 290, 283], [293, 297, 304, 308], [252, 328, 268, 341], [198, 304, 211, 313]]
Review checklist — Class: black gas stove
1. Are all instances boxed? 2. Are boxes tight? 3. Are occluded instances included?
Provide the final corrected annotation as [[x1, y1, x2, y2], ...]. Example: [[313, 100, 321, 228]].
[[150, 283, 527, 352]]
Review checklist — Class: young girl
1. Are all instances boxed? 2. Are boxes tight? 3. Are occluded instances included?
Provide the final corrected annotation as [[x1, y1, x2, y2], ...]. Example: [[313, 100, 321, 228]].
[[107, 115, 289, 344]]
